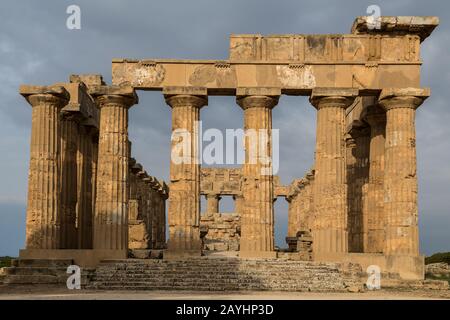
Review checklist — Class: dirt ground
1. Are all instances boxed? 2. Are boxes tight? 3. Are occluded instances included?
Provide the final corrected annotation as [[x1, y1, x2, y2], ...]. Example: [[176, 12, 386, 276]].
[[0, 286, 449, 300]]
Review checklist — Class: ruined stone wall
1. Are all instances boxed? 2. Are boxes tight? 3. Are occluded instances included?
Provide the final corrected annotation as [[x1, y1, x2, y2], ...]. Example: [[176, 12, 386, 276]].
[[200, 212, 240, 251]]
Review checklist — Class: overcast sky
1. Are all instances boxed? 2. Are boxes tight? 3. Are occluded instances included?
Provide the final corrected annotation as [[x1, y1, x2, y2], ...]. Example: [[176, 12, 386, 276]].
[[0, 0, 448, 256]]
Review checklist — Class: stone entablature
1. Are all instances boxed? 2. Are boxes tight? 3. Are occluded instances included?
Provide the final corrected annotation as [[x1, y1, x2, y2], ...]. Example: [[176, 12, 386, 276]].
[[200, 168, 242, 196], [111, 16, 439, 92]]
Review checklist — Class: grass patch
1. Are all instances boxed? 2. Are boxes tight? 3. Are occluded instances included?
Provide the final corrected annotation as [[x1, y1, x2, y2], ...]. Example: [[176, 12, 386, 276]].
[[425, 252, 450, 265], [0, 256, 13, 268]]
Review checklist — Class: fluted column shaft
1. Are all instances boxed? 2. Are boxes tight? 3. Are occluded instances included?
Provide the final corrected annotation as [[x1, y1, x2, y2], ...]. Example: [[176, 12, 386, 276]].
[[22, 88, 69, 249], [60, 115, 79, 248], [287, 197, 297, 238], [378, 88, 429, 255], [310, 89, 357, 254], [364, 105, 386, 253], [76, 125, 96, 249], [237, 94, 278, 258], [93, 93, 136, 250], [158, 196, 166, 249], [347, 125, 370, 252], [165, 93, 206, 257], [233, 194, 244, 214]]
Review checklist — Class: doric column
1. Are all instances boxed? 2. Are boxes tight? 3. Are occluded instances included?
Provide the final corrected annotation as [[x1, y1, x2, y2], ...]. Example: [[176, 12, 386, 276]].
[[76, 124, 97, 249], [286, 180, 301, 238], [363, 104, 387, 253], [91, 131, 99, 225], [90, 86, 137, 251], [346, 121, 370, 252], [305, 169, 315, 233], [206, 193, 221, 214], [158, 183, 168, 249], [233, 194, 244, 214], [378, 88, 429, 256], [310, 88, 358, 254], [20, 85, 69, 249], [237, 87, 280, 258], [59, 113, 80, 249], [164, 87, 207, 258]]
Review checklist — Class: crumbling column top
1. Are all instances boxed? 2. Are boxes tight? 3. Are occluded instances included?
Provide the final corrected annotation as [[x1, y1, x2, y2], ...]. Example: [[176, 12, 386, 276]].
[[88, 85, 138, 106], [351, 16, 439, 42], [378, 87, 430, 110], [20, 85, 69, 105]]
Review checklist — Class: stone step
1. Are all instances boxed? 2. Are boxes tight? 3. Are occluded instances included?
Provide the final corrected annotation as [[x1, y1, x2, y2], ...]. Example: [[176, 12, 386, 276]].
[[87, 259, 360, 292], [2, 274, 65, 285], [1, 266, 70, 276], [16, 259, 74, 268]]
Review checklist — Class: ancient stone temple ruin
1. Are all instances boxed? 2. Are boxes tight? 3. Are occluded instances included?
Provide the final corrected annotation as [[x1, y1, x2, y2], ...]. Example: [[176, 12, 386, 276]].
[[2, 16, 443, 291]]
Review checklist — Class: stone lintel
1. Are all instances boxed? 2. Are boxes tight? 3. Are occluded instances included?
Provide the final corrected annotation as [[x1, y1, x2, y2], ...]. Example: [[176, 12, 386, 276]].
[[20, 84, 69, 103], [311, 87, 359, 99], [162, 86, 207, 97], [351, 16, 439, 42], [274, 185, 289, 198], [112, 61, 422, 92], [236, 87, 281, 98]]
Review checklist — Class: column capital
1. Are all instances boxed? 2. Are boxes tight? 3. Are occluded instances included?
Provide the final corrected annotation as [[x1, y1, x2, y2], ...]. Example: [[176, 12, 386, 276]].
[[309, 87, 358, 110], [163, 86, 208, 109], [89, 85, 138, 108], [20, 85, 69, 107], [378, 87, 430, 111], [165, 95, 207, 109], [236, 87, 280, 110]]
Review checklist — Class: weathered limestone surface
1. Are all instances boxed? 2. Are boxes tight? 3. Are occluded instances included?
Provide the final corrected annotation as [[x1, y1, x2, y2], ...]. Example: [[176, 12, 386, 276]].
[[164, 87, 207, 258], [310, 88, 358, 254], [90, 86, 137, 250], [237, 87, 279, 258], [378, 88, 429, 255], [20, 85, 69, 249]]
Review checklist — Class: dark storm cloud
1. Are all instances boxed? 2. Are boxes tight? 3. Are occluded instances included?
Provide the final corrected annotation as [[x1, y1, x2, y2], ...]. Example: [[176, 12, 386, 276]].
[[0, 0, 448, 255]]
